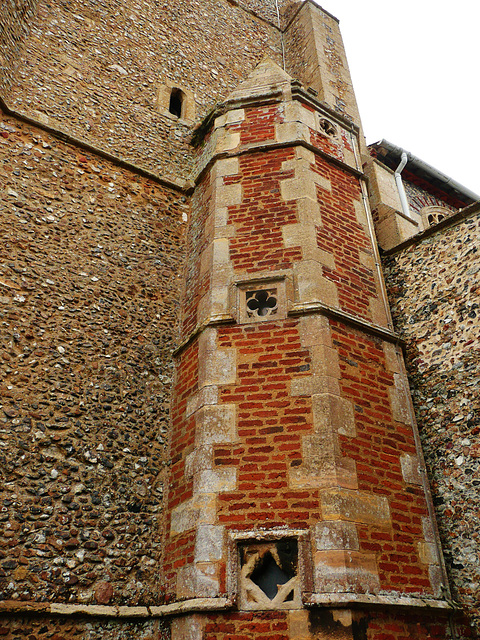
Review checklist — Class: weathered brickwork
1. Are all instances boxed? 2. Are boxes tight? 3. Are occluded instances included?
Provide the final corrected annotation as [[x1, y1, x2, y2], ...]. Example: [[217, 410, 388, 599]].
[[404, 179, 457, 217], [228, 149, 301, 273], [216, 319, 314, 529], [365, 610, 449, 640], [178, 609, 450, 639], [0, 108, 186, 606], [331, 323, 435, 594], [315, 164, 377, 321], [383, 206, 480, 637]]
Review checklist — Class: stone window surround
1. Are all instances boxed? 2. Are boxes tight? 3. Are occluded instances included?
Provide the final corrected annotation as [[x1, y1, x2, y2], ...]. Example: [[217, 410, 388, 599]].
[[227, 528, 313, 610], [156, 81, 195, 124], [232, 272, 293, 325], [420, 205, 452, 231]]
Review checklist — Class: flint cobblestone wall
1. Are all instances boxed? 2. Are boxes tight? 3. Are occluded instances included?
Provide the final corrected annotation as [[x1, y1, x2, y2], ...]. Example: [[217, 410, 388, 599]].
[[0, 615, 168, 640], [0, 108, 186, 606], [5, 0, 281, 181], [0, 0, 38, 96], [383, 205, 480, 637]]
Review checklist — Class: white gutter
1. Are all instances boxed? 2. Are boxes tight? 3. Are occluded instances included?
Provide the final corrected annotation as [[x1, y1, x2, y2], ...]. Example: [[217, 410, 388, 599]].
[[394, 151, 412, 219], [379, 139, 479, 203]]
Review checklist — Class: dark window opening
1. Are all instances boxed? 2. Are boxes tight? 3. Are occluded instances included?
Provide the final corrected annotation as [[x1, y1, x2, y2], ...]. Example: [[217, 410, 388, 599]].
[[246, 289, 278, 318], [169, 88, 184, 118], [250, 552, 290, 600], [245, 539, 297, 601]]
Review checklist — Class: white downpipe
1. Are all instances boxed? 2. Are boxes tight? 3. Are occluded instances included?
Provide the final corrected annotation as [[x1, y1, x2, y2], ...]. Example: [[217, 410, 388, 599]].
[[394, 151, 412, 219], [274, 0, 286, 70], [350, 131, 393, 330]]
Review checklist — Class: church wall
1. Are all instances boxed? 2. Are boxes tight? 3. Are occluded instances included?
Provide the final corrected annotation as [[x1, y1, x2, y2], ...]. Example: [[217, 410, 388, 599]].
[[4, 0, 282, 180], [0, 614, 168, 640], [0, 108, 186, 609], [0, 0, 38, 96], [383, 203, 480, 638]]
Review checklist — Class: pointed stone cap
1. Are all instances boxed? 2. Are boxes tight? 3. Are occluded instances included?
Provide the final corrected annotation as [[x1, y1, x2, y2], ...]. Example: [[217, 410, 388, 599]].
[[225, 57, 293, 103]]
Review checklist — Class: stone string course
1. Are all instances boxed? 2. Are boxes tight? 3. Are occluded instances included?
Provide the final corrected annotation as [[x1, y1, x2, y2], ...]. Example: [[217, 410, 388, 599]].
[[383, 207, 480, 637], [0, 109, 186, 607]]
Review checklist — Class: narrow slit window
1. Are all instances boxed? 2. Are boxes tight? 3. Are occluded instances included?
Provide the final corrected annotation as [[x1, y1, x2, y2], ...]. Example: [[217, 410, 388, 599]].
[[169, 88, 184, 118]]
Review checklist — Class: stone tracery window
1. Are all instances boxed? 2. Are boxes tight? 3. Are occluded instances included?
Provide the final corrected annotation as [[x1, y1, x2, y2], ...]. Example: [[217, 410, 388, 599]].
[[239, 540, 301, 610], [421, 205, 452, 230]]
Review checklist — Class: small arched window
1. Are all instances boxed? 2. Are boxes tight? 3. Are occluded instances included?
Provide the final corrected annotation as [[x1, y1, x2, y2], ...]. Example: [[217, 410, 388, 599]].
[[422, 205, 451, 230], [169, 88, 184, 118]]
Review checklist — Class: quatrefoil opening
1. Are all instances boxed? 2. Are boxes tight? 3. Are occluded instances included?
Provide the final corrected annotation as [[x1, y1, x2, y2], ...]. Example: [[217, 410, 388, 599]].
[[246, 289, 278, 318]]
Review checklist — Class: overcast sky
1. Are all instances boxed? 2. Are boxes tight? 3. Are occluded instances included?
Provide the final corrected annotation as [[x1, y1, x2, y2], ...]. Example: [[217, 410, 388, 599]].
[[318, 0, 480, 196]]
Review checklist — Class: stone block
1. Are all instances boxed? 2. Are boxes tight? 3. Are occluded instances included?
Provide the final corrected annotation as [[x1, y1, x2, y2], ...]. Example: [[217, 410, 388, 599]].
[[312, 394, 355, 437], [382, 342, 402, 374], [185, 447, 214, 478], [369, 296, 390, 328], [298, 314, 332, 348], [213, 182, 242, 209], [290, 375, 340, 398], [284, 100, 316, 129], [275, 121, 310, 144], [194, 467, 237, 494], [215, 131, 240, 153], [200, 349, 237, 387], [418, 541, 439, 565], [314, 521, 359, 551], [390, 372, 413, 425], [177, 562, 220, 598], [170, 495, 217, 536], [187, 387, 219, 417], [195, 404, 237, 446], [288, 610, 310, 639], [195, 525, 224, 562], [320, 489, 391, 526], [314, 550, 380, 593], [294, 260, 339, 307], [400, 454, 422, 485], [210, 156, 239, 180], [171, 614, 206, 640]]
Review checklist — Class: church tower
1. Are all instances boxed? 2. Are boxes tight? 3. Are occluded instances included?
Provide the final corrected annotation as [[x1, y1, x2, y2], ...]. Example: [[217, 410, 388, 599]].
[[163, 5, 452, 637]]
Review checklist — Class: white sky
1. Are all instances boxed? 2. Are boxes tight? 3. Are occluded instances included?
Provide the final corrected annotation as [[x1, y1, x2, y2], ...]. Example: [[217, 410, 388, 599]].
[[319, 0, 480, 197]]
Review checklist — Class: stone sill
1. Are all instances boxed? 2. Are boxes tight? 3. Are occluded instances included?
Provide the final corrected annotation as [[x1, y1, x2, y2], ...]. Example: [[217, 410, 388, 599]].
[[306, 592, 454, 611]]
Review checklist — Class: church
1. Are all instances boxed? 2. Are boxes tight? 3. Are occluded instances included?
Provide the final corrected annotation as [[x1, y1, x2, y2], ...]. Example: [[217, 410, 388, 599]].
[[1, 0, 479, 637]]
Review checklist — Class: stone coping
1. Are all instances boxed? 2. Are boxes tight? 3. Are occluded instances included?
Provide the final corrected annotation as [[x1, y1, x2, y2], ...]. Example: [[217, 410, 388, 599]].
[[0, 597, 232, 619], [383, 199, 480, 256], [174, 300, 403, 358]]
